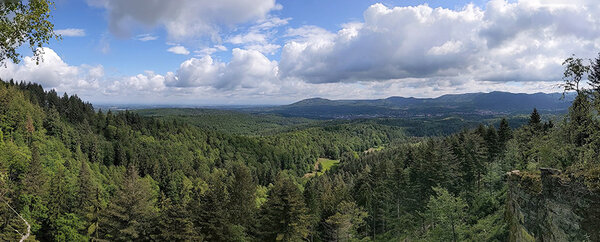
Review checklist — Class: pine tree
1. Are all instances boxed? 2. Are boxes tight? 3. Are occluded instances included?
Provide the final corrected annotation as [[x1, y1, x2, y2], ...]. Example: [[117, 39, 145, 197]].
[[589, 53, 600, 93], [22, 143, 45, 194], [77, 161, 95, 211], [191, 169, 235, 241], [75, 160, 102, 239], [424, 187, 467, 242], [100, 166, 157, 241], [476, 124, 486, 138], [485, 126, 499, 160], [324, 201, 367, 241], [47, 166, 69, 219], [452, 131, 487, 197], [227, 163, 257, 229], [259, 174, 310, 241], [155, 196, 200, 241], [0, 172, 23, 241], [88, 188, 102, 242], [529, 108, 541, 129], [498, 118, 512, 148], [568, 93, 594, 147], [43, 165, 78, 240]]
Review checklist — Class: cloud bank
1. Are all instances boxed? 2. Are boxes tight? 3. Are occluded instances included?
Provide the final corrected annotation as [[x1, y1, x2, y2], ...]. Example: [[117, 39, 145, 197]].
[[5, 0, 600, 104], [279, 0, 600, 86]]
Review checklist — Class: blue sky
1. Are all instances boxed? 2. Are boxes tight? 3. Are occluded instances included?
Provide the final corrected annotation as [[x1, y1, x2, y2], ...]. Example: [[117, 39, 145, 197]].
[[46, 0, 487, 75], [2, 0, 598, 105]]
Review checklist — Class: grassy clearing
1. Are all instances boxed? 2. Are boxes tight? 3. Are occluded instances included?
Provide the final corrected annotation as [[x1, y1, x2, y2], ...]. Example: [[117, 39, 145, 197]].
[[303, 158, 340, 178], [364, 145, 385, 153], [317, 158, 340, 174]]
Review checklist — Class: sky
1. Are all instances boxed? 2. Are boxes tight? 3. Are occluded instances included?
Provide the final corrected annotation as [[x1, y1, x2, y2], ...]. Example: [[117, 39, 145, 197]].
[[1, 0, 600, 105]]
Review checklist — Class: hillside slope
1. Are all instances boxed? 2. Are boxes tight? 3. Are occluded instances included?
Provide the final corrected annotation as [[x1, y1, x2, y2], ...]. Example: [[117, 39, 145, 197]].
[[259, 91, 573, 119]]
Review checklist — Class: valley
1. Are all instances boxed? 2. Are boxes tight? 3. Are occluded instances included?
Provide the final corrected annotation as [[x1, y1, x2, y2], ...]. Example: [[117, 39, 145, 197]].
[[1, 0, 600, 240], [2, 78, 598, 241]]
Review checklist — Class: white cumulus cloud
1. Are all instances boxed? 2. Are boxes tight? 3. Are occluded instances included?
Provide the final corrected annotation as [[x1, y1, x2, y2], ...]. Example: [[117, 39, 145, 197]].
[[279, 0, 600, 87], [0, 48, 100, 92], [167, 46, 190, 55], [166, 48, 278, 90]]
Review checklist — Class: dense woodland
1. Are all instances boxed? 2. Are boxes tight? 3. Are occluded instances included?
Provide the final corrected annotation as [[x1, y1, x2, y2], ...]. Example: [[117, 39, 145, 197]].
[[1, 54, 600, 241], [135, 108, 533, 138], [134, 108, 319, 136]]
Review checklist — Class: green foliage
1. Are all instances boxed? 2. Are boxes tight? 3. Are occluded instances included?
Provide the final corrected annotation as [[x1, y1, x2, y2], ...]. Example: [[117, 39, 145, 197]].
[[54, 213, 87, 242], [193, 169, 236, 241], [324, 201, 367, 241], [423, 187, 467, 242], [589, 53, 600, 93], [1, 70, 600, 241], [562, 55, 591, 95], [99, 166, 158, 241], [0, 0, 60, 64], [498, 118, 512, 148], [1, 79, 412, 240], [258, 174, 311, 241], [529, 108, 541, 127], [155, 197, 200, 241], [318, 158, 339, 172], [136, 108, 317, 136], [466, 209, 508, 241]]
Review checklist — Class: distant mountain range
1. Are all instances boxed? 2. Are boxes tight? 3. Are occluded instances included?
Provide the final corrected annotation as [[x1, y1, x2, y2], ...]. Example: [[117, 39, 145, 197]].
[[256, 91, 574, 119]]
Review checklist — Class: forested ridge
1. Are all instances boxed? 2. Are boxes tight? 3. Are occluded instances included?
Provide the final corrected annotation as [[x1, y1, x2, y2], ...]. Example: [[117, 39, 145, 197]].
[[1, 53, 600, 241], [2, 0, 600, 241], [0, 79, 403, 241]]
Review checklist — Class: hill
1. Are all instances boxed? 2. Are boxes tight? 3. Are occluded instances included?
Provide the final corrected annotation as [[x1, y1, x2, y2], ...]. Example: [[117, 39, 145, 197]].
[[257, 91, 573, 119]]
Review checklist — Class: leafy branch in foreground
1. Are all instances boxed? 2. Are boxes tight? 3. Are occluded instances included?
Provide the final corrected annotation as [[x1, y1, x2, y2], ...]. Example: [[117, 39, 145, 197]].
[[0, 0, 60, 65]]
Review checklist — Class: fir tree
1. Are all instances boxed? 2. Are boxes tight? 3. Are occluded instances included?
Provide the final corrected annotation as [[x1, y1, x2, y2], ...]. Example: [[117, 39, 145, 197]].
[[259, 174, 310, 241], [424, 187, 467, 242], [324, 201, 367, 241], [76, 161, 95, 211], [589, 53, 600, 93], [47, 166, 69, 219], [227, 163, 257, 229], [529, 108, 541, 129], [192, 169, 235, 241], [155, 196, 200, 241], [99, 166, 157, 241], [485, 126, 499, 160], [498, 118, 512, 148], [22, 143, 45, 194]]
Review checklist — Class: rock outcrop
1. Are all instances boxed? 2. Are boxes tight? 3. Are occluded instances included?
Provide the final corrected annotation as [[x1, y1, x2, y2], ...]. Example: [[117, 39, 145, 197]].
[[506, 168, 600, 241]]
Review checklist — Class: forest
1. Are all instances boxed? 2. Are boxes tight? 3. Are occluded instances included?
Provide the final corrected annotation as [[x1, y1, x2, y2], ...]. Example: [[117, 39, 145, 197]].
[[0, 55, 594, 242], [1, 55, 600, 241], [3, 0, 600, 241]]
